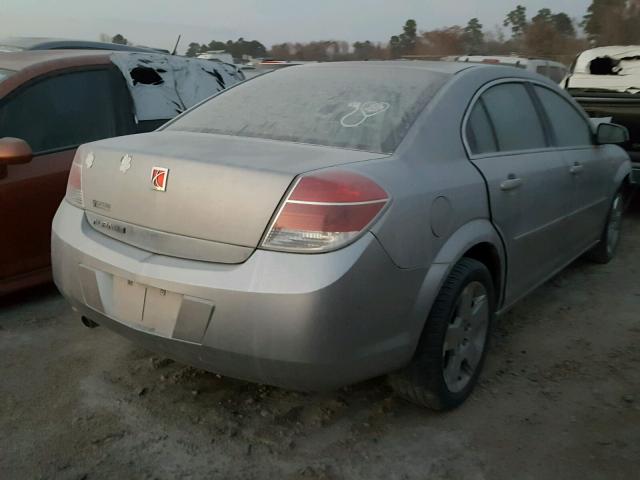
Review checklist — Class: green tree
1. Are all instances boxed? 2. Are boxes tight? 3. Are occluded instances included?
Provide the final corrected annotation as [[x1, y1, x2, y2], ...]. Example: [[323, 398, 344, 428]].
[[532, 8, 553, 24], [207, 40, 227, 51], [531, 9, 575, 37], [352, 40, 388, 60], [552, 12, 576, 37], [195, 38, 268, 59], [503, 5, 528, 37], [353, 40, 375, 60], [111, 34, 128, 45], [389, 35, 402, 58], [401, 19, 418, 53], [389, 19, 418, 57], [226, 38, 267, 58], [582, 0, 640, 45], [185, 42, 203, 57], [523, 8, 585, 60], [582, 0, 624, 42], [462, 18, 484, 53]]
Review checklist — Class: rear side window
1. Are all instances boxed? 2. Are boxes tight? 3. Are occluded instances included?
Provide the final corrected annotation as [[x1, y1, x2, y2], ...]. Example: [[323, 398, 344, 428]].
[[166, 66, 451, 154], [481, 83, 547, 152], [0, 69, 128, 154], [534, 86, 593, 147], [466, 101, 498, 154]]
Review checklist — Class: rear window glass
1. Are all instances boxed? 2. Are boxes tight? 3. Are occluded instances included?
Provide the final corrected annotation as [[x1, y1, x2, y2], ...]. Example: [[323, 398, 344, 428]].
[[165, 65, 450, 154]]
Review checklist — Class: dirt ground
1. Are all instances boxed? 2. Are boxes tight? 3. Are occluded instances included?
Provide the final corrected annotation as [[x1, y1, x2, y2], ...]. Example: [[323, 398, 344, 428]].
[[2, 203, 639, 480]]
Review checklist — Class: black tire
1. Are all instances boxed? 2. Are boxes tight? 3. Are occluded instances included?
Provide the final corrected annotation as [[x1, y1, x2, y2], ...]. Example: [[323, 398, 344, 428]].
[[587, 190, 624, 264], [389, 257, 495, 411]]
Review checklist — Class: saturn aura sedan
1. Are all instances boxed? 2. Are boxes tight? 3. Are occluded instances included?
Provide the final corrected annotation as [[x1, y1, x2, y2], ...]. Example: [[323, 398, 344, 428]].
[[52, 61, 631, 410]]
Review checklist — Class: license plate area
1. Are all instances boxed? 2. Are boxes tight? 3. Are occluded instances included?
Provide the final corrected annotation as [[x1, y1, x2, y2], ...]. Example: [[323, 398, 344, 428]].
[[80, 268, 183, 338], [142, 286, 182, 337]]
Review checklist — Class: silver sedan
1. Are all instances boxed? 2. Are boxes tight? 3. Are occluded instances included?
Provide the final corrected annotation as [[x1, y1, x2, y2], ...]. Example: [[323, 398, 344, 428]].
[[52, 61, 631, 410]]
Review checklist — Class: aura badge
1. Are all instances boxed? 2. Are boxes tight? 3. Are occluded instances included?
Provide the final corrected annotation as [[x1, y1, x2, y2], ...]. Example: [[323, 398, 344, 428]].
[[151, 167, 169, 192]]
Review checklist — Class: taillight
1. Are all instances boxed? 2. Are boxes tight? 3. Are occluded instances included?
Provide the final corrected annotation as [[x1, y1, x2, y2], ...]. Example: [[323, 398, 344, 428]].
[[262, 170, 389, 253], [65, 150, 85, 208]]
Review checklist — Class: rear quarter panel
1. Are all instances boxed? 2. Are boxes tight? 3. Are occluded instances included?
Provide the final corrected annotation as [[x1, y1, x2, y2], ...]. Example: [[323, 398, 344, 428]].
[[361, 67, 504, 270]]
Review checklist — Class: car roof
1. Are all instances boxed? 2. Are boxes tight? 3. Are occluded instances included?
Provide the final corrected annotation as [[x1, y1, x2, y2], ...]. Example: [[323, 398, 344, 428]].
[[0, 37, 166, 54], [0, 49, 112, 72]]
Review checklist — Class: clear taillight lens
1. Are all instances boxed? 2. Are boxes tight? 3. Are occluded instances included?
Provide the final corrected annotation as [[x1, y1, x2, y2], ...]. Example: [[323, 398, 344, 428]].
[[65, 151, 85, 208], [262, 170, 389, 253]]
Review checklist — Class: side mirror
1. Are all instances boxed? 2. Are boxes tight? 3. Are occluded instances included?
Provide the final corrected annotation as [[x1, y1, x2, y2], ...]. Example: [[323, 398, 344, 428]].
[[0, 137, 33, 165], [596, 123, 629, 146]]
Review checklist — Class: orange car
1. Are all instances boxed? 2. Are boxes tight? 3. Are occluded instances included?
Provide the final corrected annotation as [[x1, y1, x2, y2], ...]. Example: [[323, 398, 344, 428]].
[[0, 50, 242, 294]]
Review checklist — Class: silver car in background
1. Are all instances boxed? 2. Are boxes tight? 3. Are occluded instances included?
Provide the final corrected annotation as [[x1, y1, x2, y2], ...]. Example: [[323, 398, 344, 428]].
[[52, 62, 631, 410]]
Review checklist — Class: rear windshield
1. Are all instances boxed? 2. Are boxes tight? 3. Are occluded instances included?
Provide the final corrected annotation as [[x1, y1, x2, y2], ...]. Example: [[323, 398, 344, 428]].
[[165, 65, 450, 154]]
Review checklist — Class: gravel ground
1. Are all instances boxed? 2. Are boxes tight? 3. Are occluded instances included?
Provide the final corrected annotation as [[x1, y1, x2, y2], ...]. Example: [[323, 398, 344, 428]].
[[2, 201, 639, 480]]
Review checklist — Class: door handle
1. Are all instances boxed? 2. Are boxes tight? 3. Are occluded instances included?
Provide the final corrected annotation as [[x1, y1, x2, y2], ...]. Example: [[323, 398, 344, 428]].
[[500, 176, 523, 191], [569, 162, 584, 174]]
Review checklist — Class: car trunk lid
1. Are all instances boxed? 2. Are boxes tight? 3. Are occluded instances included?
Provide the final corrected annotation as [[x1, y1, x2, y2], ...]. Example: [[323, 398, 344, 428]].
[[81, 131, 385, 263]]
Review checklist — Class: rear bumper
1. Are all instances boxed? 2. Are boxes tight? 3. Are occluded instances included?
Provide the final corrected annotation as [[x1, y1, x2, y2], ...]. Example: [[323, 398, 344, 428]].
[[52, 202, 429, 390]]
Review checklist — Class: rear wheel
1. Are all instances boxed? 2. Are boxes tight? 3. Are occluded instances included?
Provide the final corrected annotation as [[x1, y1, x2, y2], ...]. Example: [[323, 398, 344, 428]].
[[587, 190, 624, 264], [389, 258, 495, 410]]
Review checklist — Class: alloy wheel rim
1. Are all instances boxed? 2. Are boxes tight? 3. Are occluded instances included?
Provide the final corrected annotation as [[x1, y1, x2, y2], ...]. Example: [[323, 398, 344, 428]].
[[606, 194, 623, 256], [442, 281, 489, 393]]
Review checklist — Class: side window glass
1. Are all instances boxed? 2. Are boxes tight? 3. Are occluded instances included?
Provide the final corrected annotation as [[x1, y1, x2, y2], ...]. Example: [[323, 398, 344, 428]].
[[466, 101, 498, 155], [481, 83, 547, 152], [0, 69, 119, 154], [534, 86, 593, 147]]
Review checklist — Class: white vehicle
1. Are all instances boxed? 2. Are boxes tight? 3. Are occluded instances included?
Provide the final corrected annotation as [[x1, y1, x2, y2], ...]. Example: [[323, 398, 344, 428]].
[[565, 46, 640, 184], [565, 46, 640, 94], [197, 50, 234, 64], [455, 55, 568, 83]]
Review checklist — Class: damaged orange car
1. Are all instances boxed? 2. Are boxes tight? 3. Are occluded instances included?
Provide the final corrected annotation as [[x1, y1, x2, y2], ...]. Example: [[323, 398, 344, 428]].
[[0, 49, 243, 294]]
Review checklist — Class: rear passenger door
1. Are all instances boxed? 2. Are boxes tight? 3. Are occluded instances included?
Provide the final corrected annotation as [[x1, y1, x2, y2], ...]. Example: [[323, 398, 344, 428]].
[[531, 85, 609, 255], [465, 81, 574, 305]]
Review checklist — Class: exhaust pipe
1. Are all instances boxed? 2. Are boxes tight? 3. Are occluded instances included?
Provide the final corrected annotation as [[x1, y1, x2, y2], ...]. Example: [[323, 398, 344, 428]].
[[81, 316, 100, 329]]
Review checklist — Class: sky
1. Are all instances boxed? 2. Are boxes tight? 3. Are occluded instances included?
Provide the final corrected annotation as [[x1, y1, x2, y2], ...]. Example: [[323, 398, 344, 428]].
[[3, 0, 593, 53]]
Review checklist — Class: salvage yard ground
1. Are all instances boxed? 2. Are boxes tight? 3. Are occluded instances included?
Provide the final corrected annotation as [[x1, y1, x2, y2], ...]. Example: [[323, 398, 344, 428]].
[[2, 199, 639, 480]]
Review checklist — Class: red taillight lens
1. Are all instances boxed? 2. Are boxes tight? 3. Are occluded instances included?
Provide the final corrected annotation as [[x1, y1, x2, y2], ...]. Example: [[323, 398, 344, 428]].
[[262, 170, 389, 252], [65, 151, 85, 208]]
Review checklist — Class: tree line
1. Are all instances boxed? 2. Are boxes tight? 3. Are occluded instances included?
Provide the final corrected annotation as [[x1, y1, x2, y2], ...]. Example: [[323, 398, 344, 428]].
[[106, 0, 640, 64], [266, 1, 639, 64]]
